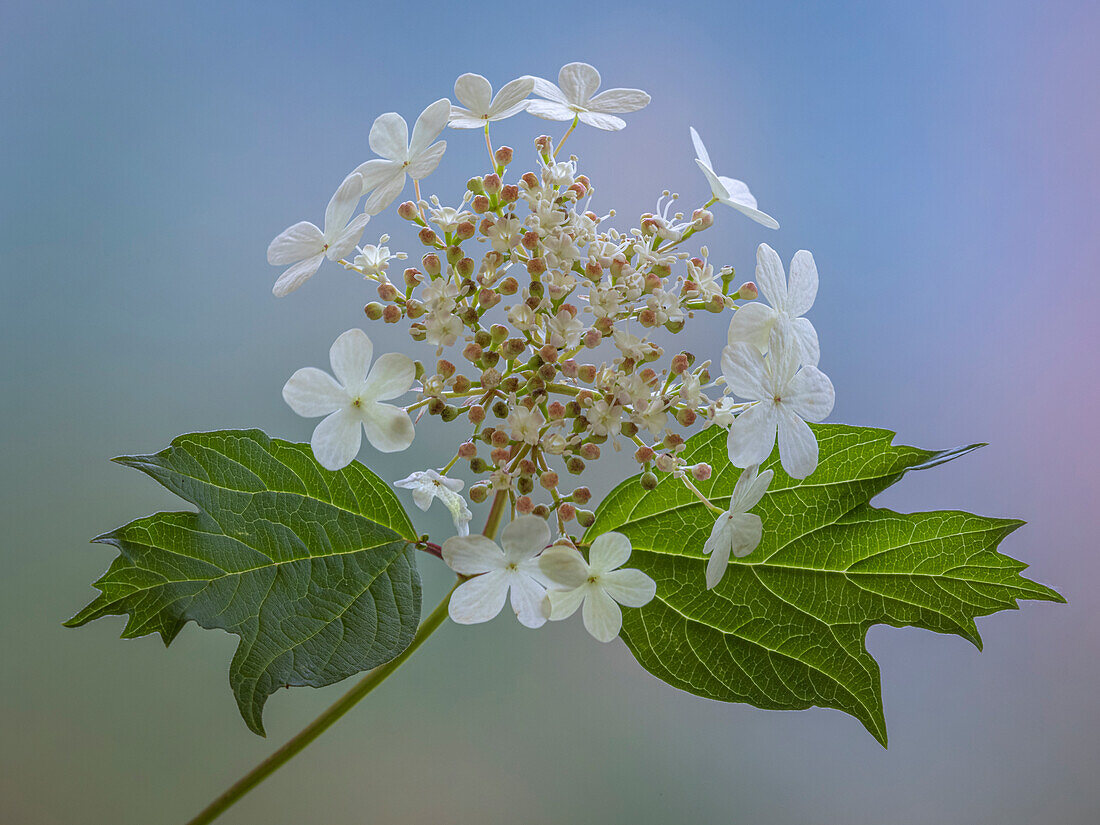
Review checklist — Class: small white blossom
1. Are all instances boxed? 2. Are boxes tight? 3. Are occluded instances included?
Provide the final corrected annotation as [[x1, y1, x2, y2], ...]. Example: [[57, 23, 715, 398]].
[[424, 311, 463, 348], [442, 516, 552, 628], [426, 195, 473, 233], [508, 406, 545, 445], [528, 62, 650, 131], [721, 324, 834, 479], [702, 465, 773, 589], [282, 329, 415, 470], [585, 398, 622, 437], [546, 309, 585, 349], [690, 127, 779, 229], [539, 533, 656, 643], [394, 470, 473, 537], [727, 244, 820, 366], [267, 172, 370, 297], [448, 73, 534, 129], [353, 99, 450, 215], [353, 235, 406, 280]]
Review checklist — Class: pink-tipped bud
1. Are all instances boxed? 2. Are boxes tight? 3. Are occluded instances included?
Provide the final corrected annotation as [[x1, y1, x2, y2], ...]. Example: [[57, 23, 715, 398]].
[[638, 307, 659, 328], [472, 194, 491, 213], [458, 442, 478, 459], [676, 407, 697, 427], [483, 173, 502, 195], [526, 257, 547, 276], [634, 445, 655, 464], [500, 184, 519, 204], [655, 453, 677, 473], [539, 344, 558, 363], [540, 470, 559, 490], [377, 282, 399, 302], [577, 364, 597, 383], [463, 343, 483, 363], [494, 145, 514, 167], [521, 171, 539, 189], [692, 208, 714, 229], [516, 495, 534, 514], [364, 302, 384, 320], [738, 281, 758, 300], [418, 227, 440, 247], [557, 502, 576, 522], [468, 404, 485, 424], [571, 486, 591, 505], [580, 443, 600, 461], [691, 463, 712, 481], [534, 135, 552, 156], [397, 201, 419, 221], [585, 259, 603, 279]]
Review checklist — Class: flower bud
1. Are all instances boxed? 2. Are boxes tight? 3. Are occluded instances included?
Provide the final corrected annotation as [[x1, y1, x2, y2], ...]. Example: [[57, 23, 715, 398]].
[[473, 329, 492, 349], [692, 208, 714, 229], [494, 145, 514, 167], [620, 421, 639, 437], [516, 495, 534, 514], [377, 282, 399, 302], [571, 486, 591, 505], [453, 374, 472, 392], [534, 135, 552, 157], [409, 324, 427, 341], [468, 404, 485, 424], [397, 201, 419, 221], [492, 400, 509, 419], [455, 220, 476, 241], [640, 471, 658, 491], [580, 443, 600, 461], [582, 329, 601, 348], [576, 364, 597, 384], [402, 268, 421, 289], [521, 171, 539, 189], [634, 445, 655, 464], [418, 227, 440, 247], [472, 194, 491, 213], [364, 302, 384, 320], [469, 483, 489, 503], [676, 407, 697, 427], [427, 397, 446, 416], [575, 509, 595, 528], [466, 177, 485, 194], [421, 253, 441, 277], [457, 257, 475, 279], [501, 338, 526, 361], [480, 427, 496, 443], [691, 463, 712, 481], [655, 453, 677, 473], [413, 360, 425, 380], [440, 405, 459, 422], [499, 276, 519, 296], [540, 470, 559, 489], [491, 447, 511, 464], [517, 475, 534, 495], [547, 401, 566, 421], [483, 173, 502, 195], [566, 456, 585, 475], [638, 307, 659, 328], [531, 504, 551, 519], [528, 280, 545, 299], [560, 359, 578, 379], [738, 281, 758, 300], [382, 304, 402, 323], [463, 342, 483, 363], [500, 184, 519, 204], [481, 367, 501, 389], [470, 458, 490, 474], [500, 375, 522, 393], [557, 502, 576, 522]]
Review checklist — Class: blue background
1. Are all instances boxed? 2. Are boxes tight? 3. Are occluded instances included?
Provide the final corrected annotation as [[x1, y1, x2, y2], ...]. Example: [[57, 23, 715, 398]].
[[1, 1, 1096, 822]]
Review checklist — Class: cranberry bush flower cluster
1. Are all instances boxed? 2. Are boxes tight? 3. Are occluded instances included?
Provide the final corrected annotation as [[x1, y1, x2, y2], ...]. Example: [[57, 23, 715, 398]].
[[71, 61, 1063, 821], [268, 61, 834, 635]]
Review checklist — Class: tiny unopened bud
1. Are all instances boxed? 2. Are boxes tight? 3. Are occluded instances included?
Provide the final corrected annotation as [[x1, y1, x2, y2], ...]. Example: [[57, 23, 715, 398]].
[[691, 463, 712, 481], [397, 201, 419, 221], [409, 323, 427, 341], [501, 338, 526, 361], [440, 405, 459, 422], [582, 329, 601, 348], [620, 421, 639, 437], [634, 445, 655, 464], [494, 145, 514, 167], [453, 374, 471, 393], [655, 453, 677, 473], [456, 257, 475, 278], [571, 486, 591, 505], [422, 253, 441, 276], [528, 280, 545, 298], [547, 401, 566, 421], [692, 208, 714, 229], [427, 398, 446, 416], [638, 307, 659, 327], [498, 276, 519, 296], [377, 282, 398, 302], [676, 407, 698, 426], [539, 344, 559, 363], [577, 364, 597, 383], [469, 483, 489, 503], [517, 476, 534, 495], [445, 245, 463, 267], [576, 509, 595, 528], [500, 184, 519, 203], [491, 446, 511, 464], [537, 363, 556, 382], [481, 367, 501, 389], [468, 404, 485, 424], [463, 342, 483, 363], [565, 456, 585, 475], [418, 227, 440, 247], [492, 400, 509, 419], [557, 502, 576, 522], [640, 471, 658, 491], [403, 267, 422, 288], [540, 470, 559, 490], [580, 443, 600, 461], [521, 171, 539, 189], [466, 177, 485, 194], [534, 135, 552, 156], [531, 504, 550, 519], [738, 281, 758, 300], [516, 495, 534, 514], [364, 302, 384, 320], [483, 173, 502, 195], [455, 220, 476, 241], [472, 194, 491, 213], [382, 304, 402, 323], [470, 457, 490, 474], [665, 318, 685, 334]]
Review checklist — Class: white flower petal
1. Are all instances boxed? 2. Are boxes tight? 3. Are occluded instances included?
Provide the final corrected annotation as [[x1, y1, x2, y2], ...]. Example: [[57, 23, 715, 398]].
[[732, 466, 773, 513], [689, 127, 712, 170], [577, 111, 626, 131], [695, 158, 729, 201], [324, 172, 363, 237], [587, 87, 650, 113], [360, 401, 414, 453], [363, 172, 407, 215], [363, 352, 415, 401], [755, 244, 788, 309], [703, 517, 734, 589], [311, 408, 362, 470], [721, 342, 769, 401], [524, 99, 575, 122], [327, 213, 370, 260], [282, 367, 346, 417], [329, 328, 373, 388], [718, 176, 759, 210], [409, 98, 451, 159], [353, 158, 402, 192], [589, 532, 632, 573], [768, 322, 802, 389], [785, 365, 835, 422], [600, 568, 656, 607], [728, 512, 763, 558], [558, 62, 601, 103], [545, 586, 586, 620], [582, 586, 622, 643], [790, 316, 821, 367], [776, 406, 819, 479], [369, 112, 409, 161], [509, 573, 548, 628], [721, 196, 780, 230], [448, 570, 509, 624], [453, 73, 492, 114], [272, 253, 324, 297], [786, 249, 818, 317], [530, 76, 570, 105], [490, 76, 535, 114], [406, 140, 446, 180], [447, 110, 487, 129], [501, 516, 551, 563], [442, 535, 503, 575], [267, 221, 323, 265], [539, 545, 589, 589], [727, 301, 776, 353], [727, 402, 779, 469]]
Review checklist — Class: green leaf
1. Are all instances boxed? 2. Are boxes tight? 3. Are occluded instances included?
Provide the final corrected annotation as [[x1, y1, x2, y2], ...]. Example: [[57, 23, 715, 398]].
[[66, 429, 421, 735], [585, 424, 1063, 746]]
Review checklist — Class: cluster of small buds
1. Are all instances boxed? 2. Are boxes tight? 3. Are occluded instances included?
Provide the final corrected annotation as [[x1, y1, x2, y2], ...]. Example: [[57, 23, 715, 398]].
[[342, 134, 762, 530]]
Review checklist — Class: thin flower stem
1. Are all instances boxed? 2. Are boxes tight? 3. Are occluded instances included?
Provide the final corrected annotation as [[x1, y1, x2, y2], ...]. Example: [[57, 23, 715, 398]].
[[182, 578, 459, 825], [482, 489, 508, 541], [680, 475, 725, 516], [484, 125, 495, 166], [414, 179, 424, 219], [553, 116, 579, 158], [441, 451, 462, 473]]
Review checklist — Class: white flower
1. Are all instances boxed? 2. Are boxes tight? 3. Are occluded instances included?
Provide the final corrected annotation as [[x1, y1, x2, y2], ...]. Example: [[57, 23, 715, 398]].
[[546, 308, 585, 349], [448, 73, 534, 128], [267, 172, 370, 297], [426, 197, 473, 233], [442, 516, 552, 628], [721, 324, 834, 479], [727, 244, 821, 366], [424, 310, 463, 348], [282, 329, 415, 470], [702, 465, 773, 589], [528, 62, 650, 131], [508, 406, 545, 445], [353, 99, 450, 216], [539, 533, 656, 643], [394, 470, 473, 537], [353, 235, 406, 279], [690, 127, 778, 229]]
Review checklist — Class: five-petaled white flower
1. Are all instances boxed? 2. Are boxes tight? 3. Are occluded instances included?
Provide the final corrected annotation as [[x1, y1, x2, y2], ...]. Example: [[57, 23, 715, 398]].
[[282, 329, 416, 471], [528, 62, 650, 131], [702, 464, 773, 589], [394, 469, 473, 537], [539, 533, 656, 643], [442, 516, 553, 628], [353, 99, 450, 216], [267, 171, 370, 297], [722, 324, 834, 479], [690, 127, 779, 229], [727, 244, 820, 366], [448, 73, 534, 129]]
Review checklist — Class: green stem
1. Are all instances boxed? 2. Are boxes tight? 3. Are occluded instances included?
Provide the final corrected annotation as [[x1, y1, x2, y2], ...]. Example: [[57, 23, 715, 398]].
[[182, 580, 459, 825], [482, 489, 508, 540]]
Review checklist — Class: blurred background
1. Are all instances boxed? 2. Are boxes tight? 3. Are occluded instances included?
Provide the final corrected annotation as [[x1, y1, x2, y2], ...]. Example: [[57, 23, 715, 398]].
[[2, 1, 1097, 823]]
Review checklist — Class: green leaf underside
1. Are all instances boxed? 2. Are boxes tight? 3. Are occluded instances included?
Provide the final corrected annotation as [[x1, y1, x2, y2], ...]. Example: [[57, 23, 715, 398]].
[[585, 424, 1063, 746], [66, 429, 421, 735]]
